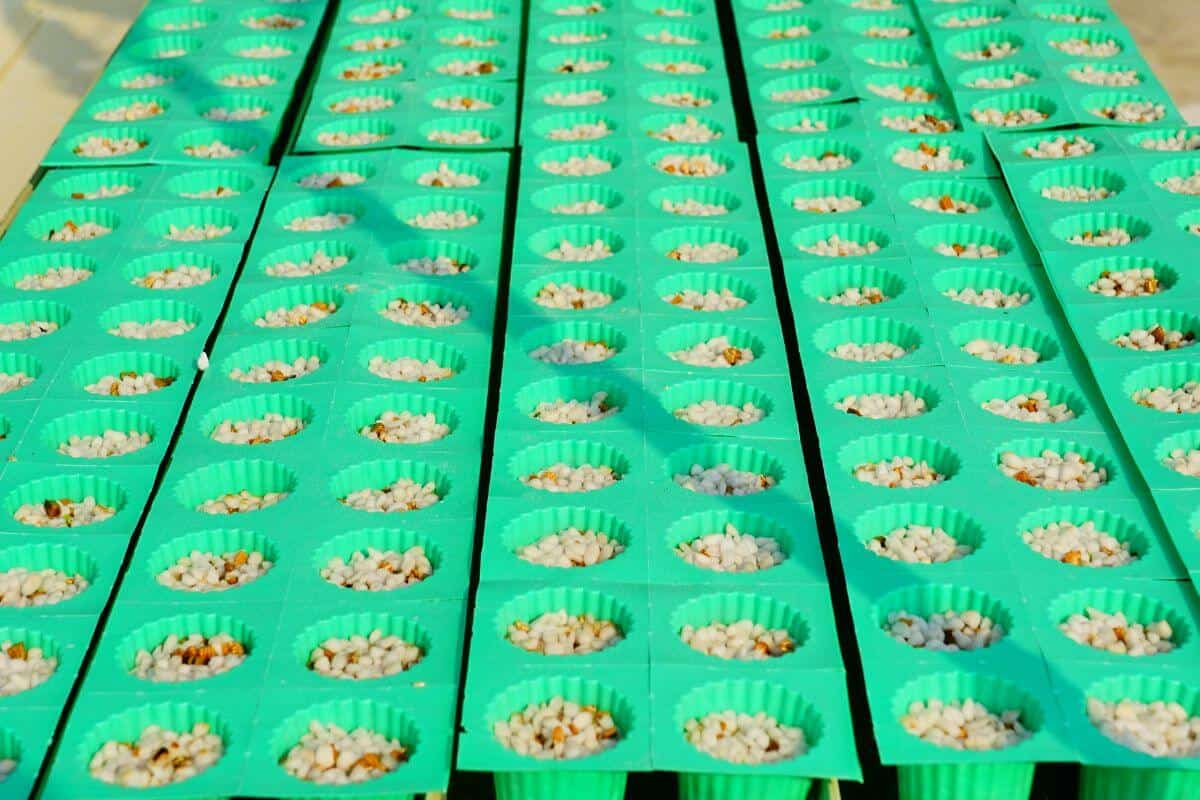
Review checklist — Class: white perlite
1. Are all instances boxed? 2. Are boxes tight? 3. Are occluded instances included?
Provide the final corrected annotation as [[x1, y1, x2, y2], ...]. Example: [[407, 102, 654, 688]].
[[540, 154, 613, 176], [89, 723, 223, 788], [1158, 171, 1200, 196], [546, 121, 611, 141], [868, 524, 972, 563], [1061, 608, 1174, 656], [68, 184, 133, 200], [944, 286, 1029, 308], [285, 212, 355, 232], [381, 298, 469, 327], [418, 163, 480, 187], [893, 143, 964, 171], [553, 57, 610, 74], [645, 58, 707, 73], [0, 639, 57, 697], [665, 288, 747, 311], [197, 490, 287, 515], [669, 336, 754, 368], [535, 282, 612, 309], [0, 372, 33, 394], [308, 629, 423, 679], [543, 90, 608, 106], [108, 319, 195, 339], [183, 142, 247, 159], [902, 700, 1030, 751], [1070, 65, 1140, 86], [399, 255, 471, 275], [887, 609, 1004, 651], [673, 463, 775, 495], [436, 59, 497, 76], [157, 549, 273, 591], [1112, 325, 1195, 352], [794, 195, 863, 214], [14, 265, 92, 290], [772, 86, 830, 104], [44, 220, 110, 241], [674, 400, 764, 427], [999, 449, 1107, 490], [518, 528, 625, 567], [1141, 131, 1200, 151], [545, 239, 612, 261], [955, 41, 1018, 61], [1024, 135, 1096, 159], [1052, 37, 1121, 57], [686, 712, 805, 764], [427, 127, 491, 145], [360, 410, 450, 443], [281, 722, 407, 785], [836, 391, 926, 419], [164, 223, 232, 242], [667, 241, 739, 262], [868, 84, 937, 103], [680, 620, 795, 660], [1023, 520, 1135, 567], [86, 372, 174, 396], [982, 391, 1075, 423], [855, 458, 945, 488], [1164, 448, 1200, 478], [210, 413, 304, 445], [911, 194, 978, 213], [521, 463, 619, 492], [0, 567, 88, 607], [254, 301, 336, 327], [649, 116, 721, 143], [14, 497, 114, 528], [820, 286, 886, 306], [204, 106, 269, 121], [298, 171, 366, 189], [656, 153, 725, 176], [58, 430, 151, 458], [74, 136, 145, 157], [406, 210, 478, 230], [368, 355, 454, 382], [800, 235, 881, 257], [350, 4, 412, 22], [782, 152, 853, 171], [962, 339, 1041, 365], [765, 58, 817, 70], [230, 356, 321, 384], [866, 25, 911, 38], [533, 392, 617, 424], [322, 546, 431, 590], [132, 633, 246, 682], [340, 61, 404, 80], [675, 524, 784, 572], [135, 264, 214, 289], [344, 34, 406, 51], [651, 91, 713, 108], [340, 478, 441, 512], [1042, 185, 1114, 202], [317, 131, 386, 147], [531, 339, 615, 364], [969, 71, 1036, 89], [266, 251, 348, 277], [121, 72, 172, 88], [645, 29, 701, 44], [971, 107, 1049, 127], [1088, 699, 1200, 757], [494, 697, 619, 759], [1092, 102, 1165, 124], [0, 319, 57, 340], [507, 611, 622, 655], [217, 72, 277, 88], [828, 342, 910, 362], [1134, 381, 1200, 413]]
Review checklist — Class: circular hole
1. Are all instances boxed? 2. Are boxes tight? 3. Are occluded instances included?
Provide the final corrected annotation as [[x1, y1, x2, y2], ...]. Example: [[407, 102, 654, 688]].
[[660, 378, 773, 429], [666, 442, 784, 496], [931, 266, 1034, 309], [258, 240, 356, 279], [241, 284, 345, 328], [783, 178, 877, 214], [143, 206, 239, 241], [371, 284, 472, 329], [99, 298, 201, 340], [1123, 362, 1200, 415], [658, 322, 764, 368], [72, 351, 182, 396], [666, 510, 792, 573], [0, 543, 98, 608], [497, 586, 631, 656], [958, 62, 1043, 89], [535, 47, 616, 75], [295, 612, 429, 680], [345, 393, 461, 445], [525, 269, 627, 311], [123, 251, 220, 290], [1030, 163, 1127, 203], [891, 672, 1042, 751], [49, 169, 143, 200], [118, 613, 254, 683], [272, 700, 417, 785], [950, 319, 1060, 365], [501, 506, 631, 569], [147, 529, 278, 593], [945, 28, 1025, 61], [1050, 588, 1187, 656], [1097, 308, 1200, 353], [222, 339, 328, 385], [527, 223, 624, 261], [647, 184, 742, 216], [389, 239, 480, 276], [968, 376, 1086, 425], [647, 144, 733, 177], [79, 703, 229, 788], [800, 263, 904, 307], [825, 372, 939, 420], [877, 584, 1012, 651], [358, 337, 467, 383], [839, 434, 960, 489], [485, 677, 633, 760], [994, 438, 1115, 492], [530, 183, 625, 215], [40, 408, 157, 460], [508, 440, 631, 493], [0, 352, 42, 396], [3, 474, 127, 528], [654, 272, 756, 313], [0, 252, 97, 291], [968, 91, 1058, 128], [749, 41, 832, 71], [524, 320, 628, 365], [200, 394, 316, 446], [1073, 256, 1176, 299], [1155, 429, 1200, 481], [673, 592, 807, 660], [516, 376, 627, 425], [329, 460, 450, 513], [398, 156, 489, 187], [1017, 507, 1147, 569], [174, 459, 297, 515], [896, 179, 994, 214], [813, 316, 920, 362], [26, 207, 119, 243], [854, 504, 985, 563], [314, 528, 441, 592], [674, 679, 822, 764]]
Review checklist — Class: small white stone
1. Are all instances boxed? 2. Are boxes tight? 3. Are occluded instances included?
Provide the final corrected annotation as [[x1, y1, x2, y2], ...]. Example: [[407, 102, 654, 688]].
[[963, 339, 1041, 365], [669, 336, 754, 368], [819, 285, 885, 305], [86, 371, 175, 396], [902, 699, 1029, 751], [829, 341, 909, 362], [801, 234, 881, 257], [545, 239, 612, 261], [533, 392, 617, 424], [656, 153, 725, 176], [74, 137, 145, 157], [1164, 447, 1200, 478], [836, 390, 926, 419], [887, 609, 1003, 651], [880, 113, 956, 134], [674, 463, 775, 495], [1088, 698, 1200, 757], [1112, 325, 1195, 352], [369, 356, 454, 382], [183, 141, 248, 159], [14, 497, 115, 528], [381, 298, 469, 327], [340, 478, 440, 512], [157, 549, 272, 592], [0, 639, 57, 697], [1141, 131, 1200, 151], [308, 628, 423, 679], [955, 41, 1018, 60], [59, 430, 151, 458], [982, 391, 1074, 423], [132, 632, 246, 682], [493, 697, 619, 760], [855, 457, 944, 488], [674, 400, 763, 427], [1062, 607, 1175, 656], [518, 528, 624, 567], [322, 546, 431, 590], [783, 152, 853, 172], [893, 143, 964, 171], [134, 264, 213, 289], [685, 712, 805, 764], [675, 524, 784, 572], [535, 282, 612, 309], [666, 241, 739, 262], [530, 338, 615, 364], [1092, 102, 1165, 124], [1023, 135, 1096, 159], [254, 301, 336, 327], [868, 524, 971, 563], [999, 449, 1107, 490], [681, 620, 795, 660], [230, 356, 321, 384], [281, 722, 407, 784], [546, 121, 611, 141], [868, 83, 937, 103], [507, 610, 622, 655], [944, 286, 1028, 308], [359, 410, 449, 443], [910, 194, 977, 213], [971, 107, 1049, 127], [0, 568, 88, 607], [1069, 65, 1140, 86], [795, 195, 863, 214], [109, 318, 195, 339], [1023, 521, 1134, 567], [197, 490, 287, 515], [521, 463, 619, 492], [1052, 37, 1121, 57], [89, 723, 223, 788], [1134, 381, 1200, 413], [541, 155, 612, 176]]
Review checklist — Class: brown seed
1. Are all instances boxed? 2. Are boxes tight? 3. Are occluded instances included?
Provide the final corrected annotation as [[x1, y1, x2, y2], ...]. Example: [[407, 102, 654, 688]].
[[6, 642, 26, 659], [938, 195, 955, 210], [1063, 550, 1083, 565], [43, 499, 62, 517], [722, 347, 742, 365]]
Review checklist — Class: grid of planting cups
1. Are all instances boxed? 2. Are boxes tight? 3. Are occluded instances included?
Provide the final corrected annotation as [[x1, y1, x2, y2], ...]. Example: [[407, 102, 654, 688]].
[[740, 0, 1200, 793], [290, 0, 525, 154], [0, 157, 274, 789], [37, 145, 514, 797], [43, 0, 332, 166], [456, 4, 861, 797]]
